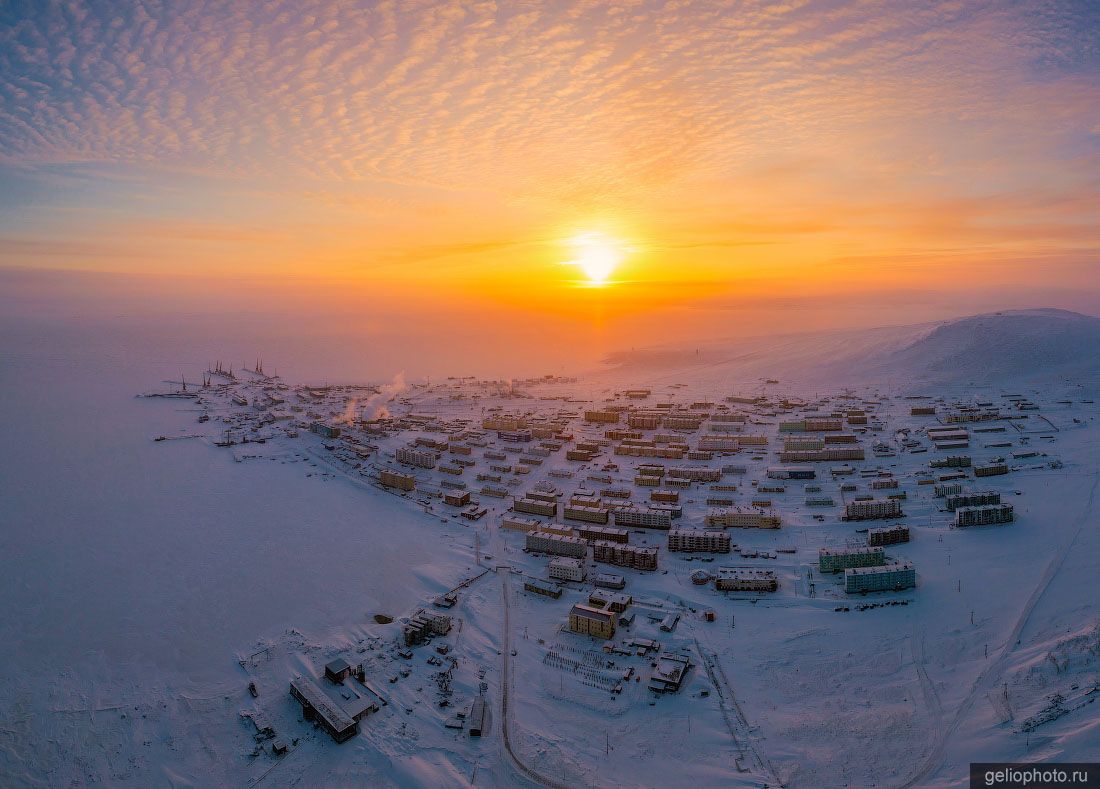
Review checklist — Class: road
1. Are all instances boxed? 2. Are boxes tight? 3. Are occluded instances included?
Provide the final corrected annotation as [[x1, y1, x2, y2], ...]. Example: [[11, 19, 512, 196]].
[[899, 473, 1100, 788], [498, 568, 573, 789]]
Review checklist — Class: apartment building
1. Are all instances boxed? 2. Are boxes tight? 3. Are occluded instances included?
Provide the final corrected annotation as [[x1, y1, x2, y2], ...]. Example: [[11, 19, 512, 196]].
[[819, 546, 887, 573], [667, 529, 731, 553]]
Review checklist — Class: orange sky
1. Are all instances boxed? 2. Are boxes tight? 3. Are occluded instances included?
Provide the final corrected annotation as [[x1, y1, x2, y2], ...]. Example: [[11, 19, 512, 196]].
[[1, 0, 1099, 331]]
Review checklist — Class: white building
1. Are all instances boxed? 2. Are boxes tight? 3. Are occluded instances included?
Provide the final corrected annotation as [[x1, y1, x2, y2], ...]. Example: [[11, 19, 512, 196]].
[[548, 556, 586, 582]]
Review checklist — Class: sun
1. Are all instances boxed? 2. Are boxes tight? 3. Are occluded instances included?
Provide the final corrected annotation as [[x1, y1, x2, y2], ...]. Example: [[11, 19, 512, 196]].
[[565, 232, 625, 285]]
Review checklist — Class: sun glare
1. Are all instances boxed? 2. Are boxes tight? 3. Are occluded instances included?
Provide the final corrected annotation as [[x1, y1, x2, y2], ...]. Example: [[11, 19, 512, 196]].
[[565, 232, 625, 285]]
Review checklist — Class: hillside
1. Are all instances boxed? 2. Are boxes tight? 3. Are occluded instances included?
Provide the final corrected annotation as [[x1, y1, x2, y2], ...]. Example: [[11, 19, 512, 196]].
[[603, 308, 1100, 392]]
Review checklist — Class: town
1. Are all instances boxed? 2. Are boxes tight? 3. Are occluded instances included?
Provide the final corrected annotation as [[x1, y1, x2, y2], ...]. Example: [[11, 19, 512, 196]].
[[141, 361, 1092, 787]]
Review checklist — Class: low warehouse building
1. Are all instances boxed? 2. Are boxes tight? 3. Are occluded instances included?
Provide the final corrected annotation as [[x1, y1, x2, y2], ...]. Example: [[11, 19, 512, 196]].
[[290, 677, 359, 743], [714, 568, 778, 592]]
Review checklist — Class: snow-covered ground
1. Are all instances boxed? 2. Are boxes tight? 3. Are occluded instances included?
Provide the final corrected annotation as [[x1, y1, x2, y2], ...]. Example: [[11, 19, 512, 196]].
[[1, 308, 1099, 787]]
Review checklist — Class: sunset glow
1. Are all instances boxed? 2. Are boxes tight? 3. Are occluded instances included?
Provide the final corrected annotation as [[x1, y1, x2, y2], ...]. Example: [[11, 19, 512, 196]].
[[0, 1, 1097, 332], [565, 232, 626, 285]]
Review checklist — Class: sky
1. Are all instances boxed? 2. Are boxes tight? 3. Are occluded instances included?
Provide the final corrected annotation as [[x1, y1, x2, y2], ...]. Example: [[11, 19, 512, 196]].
[[1, 0, 1100, 345]]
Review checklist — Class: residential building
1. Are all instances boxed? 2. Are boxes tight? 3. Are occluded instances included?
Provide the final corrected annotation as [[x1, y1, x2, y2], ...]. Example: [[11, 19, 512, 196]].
[[513, 497, 557, 517], [575, 525, 630, 543], [568, 604, 616, 639], [867, 525, 910, 546], [549, 556, 586, 582], [379, 469, 416, 491], [667, 529, 731, 553], [501, 515, 542, 533], [844, 498, 903, 521], [396, 446, 436, 469], [955, 503, 1014, 527], [974, 462, 1009, 477], [945, 490, 1001, 511], [563, 503, 610, 524], [525, 531, 587, 558], [592, 540, 658, 571], [584, 410, 620, 424], [705, 509, 781, 529], [613, 508, 672, 530], [310, 422, 341, 439], [845, 562, 916, 594], [819, 546, 887, 573]]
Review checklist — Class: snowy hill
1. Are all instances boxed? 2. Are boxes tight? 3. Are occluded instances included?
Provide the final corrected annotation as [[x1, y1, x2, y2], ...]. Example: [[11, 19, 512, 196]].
[[603, 308, 1100, 392], [870, 308, 1100, 387]]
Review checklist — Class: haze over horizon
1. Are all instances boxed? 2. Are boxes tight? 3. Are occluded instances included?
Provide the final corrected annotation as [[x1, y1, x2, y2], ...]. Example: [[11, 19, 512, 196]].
[[2, 0, 1099, 357]]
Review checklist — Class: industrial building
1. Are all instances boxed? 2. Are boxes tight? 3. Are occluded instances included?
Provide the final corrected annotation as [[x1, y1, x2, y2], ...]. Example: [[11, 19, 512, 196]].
[[705, 509, 781, 529], [568, 604, 616, 639], [667, 529, 731, 553], [592, 540, 658, 571], [468, 697, 487, 737], [845, 562, 916, 594], [648, 653, 693, 694], [290, 676, 362, 743], [548, 556, 586, 582], [766, 465, 816, 480], [819, 546, 887, 573], [844, 498, 903, 521], [867, 525, 910, 546], [715, 568, 778, 592], [525, 531, 588, 558], [955, 503, 1014, 527]]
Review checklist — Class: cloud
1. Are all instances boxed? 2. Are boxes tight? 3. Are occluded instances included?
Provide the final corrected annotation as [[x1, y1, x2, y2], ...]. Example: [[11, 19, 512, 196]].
[[0, 0, 1097, 289]]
